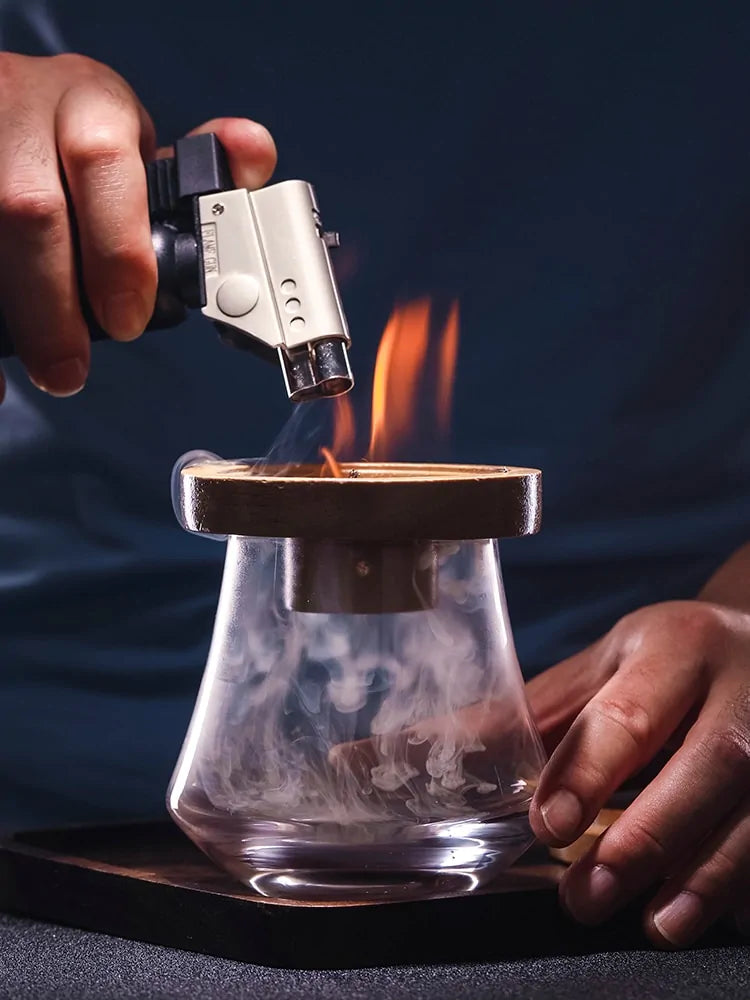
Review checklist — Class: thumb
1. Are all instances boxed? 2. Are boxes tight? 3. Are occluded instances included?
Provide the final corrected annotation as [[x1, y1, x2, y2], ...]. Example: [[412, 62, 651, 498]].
[[157, 117, 277, 191], [526, 640, 609, 754]]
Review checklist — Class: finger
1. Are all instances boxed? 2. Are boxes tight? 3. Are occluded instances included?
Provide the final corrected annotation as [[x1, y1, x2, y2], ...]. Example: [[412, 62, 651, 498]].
[[186, 117, 277, 189], [560, 681, 750, 926], [51, 53, 157, 162], [530, 620, 709, 847], [525, 640, 610, 754], [645, 795, 750, 948], [56, 79, 156, 341], [0, 104, 89, 394]]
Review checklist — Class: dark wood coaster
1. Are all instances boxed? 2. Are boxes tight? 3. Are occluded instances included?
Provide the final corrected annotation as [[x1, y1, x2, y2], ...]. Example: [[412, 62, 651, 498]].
[[179, 461, 542, 540], [0, 821, 730, 968]]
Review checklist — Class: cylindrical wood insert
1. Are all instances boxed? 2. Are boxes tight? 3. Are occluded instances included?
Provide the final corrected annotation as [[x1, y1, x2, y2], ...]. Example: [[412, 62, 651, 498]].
[[282, 539, 438, 614]]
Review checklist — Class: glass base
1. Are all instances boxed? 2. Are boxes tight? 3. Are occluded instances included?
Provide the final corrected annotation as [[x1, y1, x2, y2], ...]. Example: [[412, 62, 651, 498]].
[[175, 811, 535, 904]]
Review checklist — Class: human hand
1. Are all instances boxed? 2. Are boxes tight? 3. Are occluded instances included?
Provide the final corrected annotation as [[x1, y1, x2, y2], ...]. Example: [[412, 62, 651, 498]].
[[0, 52, 276, 402], [527, 600, 750, 948]]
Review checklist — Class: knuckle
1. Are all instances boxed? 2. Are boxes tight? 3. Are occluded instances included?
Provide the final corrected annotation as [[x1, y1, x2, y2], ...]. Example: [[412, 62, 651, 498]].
[[699, 843, 741, 893], [52, 52, 95, 71], [591, 695, 654, 756], [608, 607, 655, 657], [51, 52, 110, 79], [560, 755, 612, 798], [58, 83, 141, 171], [622, 601, 723, 643], [86, 239, 156, 300], [683, 603, 724, 644], [63, 127, 129, 172], [699, 723, 750, 775], [97, 84, 132, 113], [615, 607, 650, 633], [0, 185, 67, 232], [111, 248, 157, 291], [677, 850, 741, 912], [100, 242, 155, 279], [608, 812, 670, 866], [60, 64, 137, 107]]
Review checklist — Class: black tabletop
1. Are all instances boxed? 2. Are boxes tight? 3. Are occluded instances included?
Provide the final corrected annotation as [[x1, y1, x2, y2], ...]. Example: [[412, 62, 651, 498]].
[[2, 912, 749, 1000]]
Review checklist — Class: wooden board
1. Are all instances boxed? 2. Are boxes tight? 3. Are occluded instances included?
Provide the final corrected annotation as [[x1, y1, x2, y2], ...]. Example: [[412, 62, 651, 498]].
[[549, 808, 623, 863], [0, 820, 667, 969]]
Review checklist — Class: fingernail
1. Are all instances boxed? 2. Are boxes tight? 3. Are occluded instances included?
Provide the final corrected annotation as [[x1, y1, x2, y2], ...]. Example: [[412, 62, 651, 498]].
[[103, 291, 147, 340], [653, 891, 704, 947], [540, 788, 583, 841], [563, 864, 621, 925], [30, 358, 87, 397]]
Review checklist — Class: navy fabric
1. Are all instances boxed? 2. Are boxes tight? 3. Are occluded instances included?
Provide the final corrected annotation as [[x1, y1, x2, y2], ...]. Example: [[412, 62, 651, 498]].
[[1, 1, 749, 826]]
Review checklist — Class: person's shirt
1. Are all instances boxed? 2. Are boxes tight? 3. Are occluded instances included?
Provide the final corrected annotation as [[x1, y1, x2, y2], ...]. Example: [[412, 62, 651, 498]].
[[2, 0, 750, 829]]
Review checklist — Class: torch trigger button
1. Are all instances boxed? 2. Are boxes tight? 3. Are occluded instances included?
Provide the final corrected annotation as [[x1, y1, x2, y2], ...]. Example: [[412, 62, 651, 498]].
[[216, 274, 261, 317]]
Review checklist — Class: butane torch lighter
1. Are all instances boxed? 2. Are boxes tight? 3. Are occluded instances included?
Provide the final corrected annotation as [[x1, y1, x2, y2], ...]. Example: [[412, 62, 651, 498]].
[[0, 133, 353, 402]]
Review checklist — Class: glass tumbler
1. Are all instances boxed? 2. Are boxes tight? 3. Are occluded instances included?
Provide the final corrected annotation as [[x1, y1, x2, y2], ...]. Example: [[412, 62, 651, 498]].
[[168, 457, 546, 903]]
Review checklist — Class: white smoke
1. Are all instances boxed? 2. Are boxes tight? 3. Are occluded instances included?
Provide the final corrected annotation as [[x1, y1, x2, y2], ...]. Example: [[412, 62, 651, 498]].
[[173, 532, 546, 839], [0, 1, 69, 53]]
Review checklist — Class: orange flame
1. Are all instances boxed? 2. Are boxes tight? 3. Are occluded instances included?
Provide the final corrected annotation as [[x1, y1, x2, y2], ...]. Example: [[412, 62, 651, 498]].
[[320, 446, 344, 478], [368, 298, 431, 461], [436, 300, 460, 436], [326, 296, 460, 466]]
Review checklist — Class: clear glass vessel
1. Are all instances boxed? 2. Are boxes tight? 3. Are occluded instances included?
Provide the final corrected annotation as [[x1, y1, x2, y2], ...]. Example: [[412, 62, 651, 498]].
[[168, 457, 546, 903]]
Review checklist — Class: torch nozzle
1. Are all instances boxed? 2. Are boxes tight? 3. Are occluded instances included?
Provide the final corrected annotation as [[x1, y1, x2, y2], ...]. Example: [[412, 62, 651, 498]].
[[280, 338, 354, 402]]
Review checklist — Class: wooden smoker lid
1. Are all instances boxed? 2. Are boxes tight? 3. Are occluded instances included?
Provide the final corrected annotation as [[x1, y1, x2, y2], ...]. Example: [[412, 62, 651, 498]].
[[178, 461, 542, 541]]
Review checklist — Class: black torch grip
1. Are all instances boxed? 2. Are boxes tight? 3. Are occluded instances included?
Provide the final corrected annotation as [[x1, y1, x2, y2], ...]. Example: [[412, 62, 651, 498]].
[[0, 133, 233, 361]]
